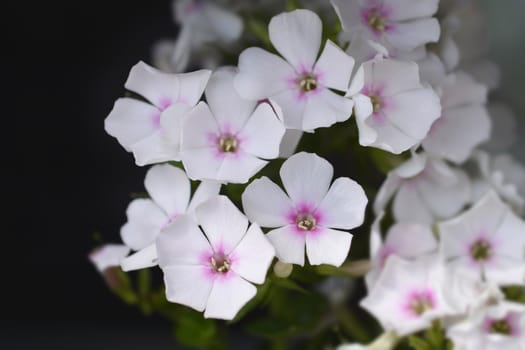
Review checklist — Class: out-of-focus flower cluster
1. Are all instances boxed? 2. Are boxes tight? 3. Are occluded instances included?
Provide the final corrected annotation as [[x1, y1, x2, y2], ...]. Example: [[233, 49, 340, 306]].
[[90, 0, 525, 349]]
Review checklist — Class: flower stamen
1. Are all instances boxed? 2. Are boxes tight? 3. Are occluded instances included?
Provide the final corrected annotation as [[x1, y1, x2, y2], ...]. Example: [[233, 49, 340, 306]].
[[368, 12, 386, 32], [218, 136, 238, 153], [211, 254, 231, 273], [470, 239, 492, 261], [296, 213, 317, 231], [369, 94, 382, 113], [490, 319, 512, 335], [299, 75, 318, 92]]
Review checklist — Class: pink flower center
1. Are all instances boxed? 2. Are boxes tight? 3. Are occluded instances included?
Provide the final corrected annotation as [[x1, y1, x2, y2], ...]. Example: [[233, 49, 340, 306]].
[[295, 213, 317, 231], [361, 5, 391, 35], [470, 238, 492, 262], [217, 134, 238, 153], [404, 289, 436, 317], [210, 252, 231, 274], [298, 73, 318, 92]]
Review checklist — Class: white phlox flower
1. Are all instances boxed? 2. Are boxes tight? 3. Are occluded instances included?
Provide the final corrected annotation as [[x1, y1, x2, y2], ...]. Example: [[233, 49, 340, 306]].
[[234, 9, 357, 131], [360, 254, 455, 336], [366, 212, 438, 289], [422, 72, 491, 164], [374, 152, 471, 225], [156, 195, 275, 320], [439, 190, 525, 286], [119, 164, 220, 271], [105, 61, 211, 166], [179, 68, 285, 183], [331, 0, 440, 55], [242, 152, 368, 267], [447, 301, 525, 350], [469, 151, 524, 213], [337, 331, 398, 350], [89, 244, 130, 273], [351, 57, 441, 154], [482, 102, 518, 153], [159, 0, 243, 73]]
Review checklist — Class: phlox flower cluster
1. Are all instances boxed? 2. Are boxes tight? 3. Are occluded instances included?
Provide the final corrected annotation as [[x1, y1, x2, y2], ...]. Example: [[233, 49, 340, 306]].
[[90, 0, 525, 348]]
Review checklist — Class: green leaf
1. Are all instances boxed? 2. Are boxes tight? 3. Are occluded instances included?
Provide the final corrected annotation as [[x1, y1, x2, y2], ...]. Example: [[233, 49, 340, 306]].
[[174, 308, 218, 347], [246, 18, 271, 48], [271, 276, 309, 294], [285, 0, 300, 11], [407, 335, 432, 350]]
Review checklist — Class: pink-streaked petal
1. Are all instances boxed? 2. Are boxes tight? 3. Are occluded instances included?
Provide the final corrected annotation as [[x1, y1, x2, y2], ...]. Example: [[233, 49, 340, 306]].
[[204, 273, 257, 320], [385, 18, 440, 51], [306, 228, 353, 267], [280, 152, 333, 206], [120, 243, 158, 271], [266, 226, 306, 266], [196, 196, 249, 255], [89, 244, 130, 272], [302, 89, 355, 130], [175, 69, 212, 106], [240, 103, 285, 159], [269, 9, 322, 71], [206, 68, 257, 132], [120, 199, 166, 251], [156, 215, 212, 268], [231, 224, 275, 284], [314, 40, 355, 91], [144, 164, 191, 217], [242, 176, 294, 228], [383, 0, 439, 21], [104, 98, 160, 151], [163, 265, 214, 312], [234, 47, 295, 100], [317, 178, 368, 230], [181, 101, 220, 150], [125, 61, 179, 108]]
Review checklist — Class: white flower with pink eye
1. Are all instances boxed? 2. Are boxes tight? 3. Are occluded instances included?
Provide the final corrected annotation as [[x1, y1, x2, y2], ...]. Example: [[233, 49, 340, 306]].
[[422, 72, 491, 164], [119, 164, 220, 271], [374, 152, 471, 225], [351, 57, 441, 154], [331, 0, 440, 54], [156, 195, 275, 320], [439, 190, 525, 286], [105, 61, 211, 166], [242, 152, 368, 267], [179, 68, 285, 184], [366, 213, 438, 289], [88, 244, 130, 273], [361, 254, 454, 336], [234, 9, 357, 131], [447, 301, 525, 350]]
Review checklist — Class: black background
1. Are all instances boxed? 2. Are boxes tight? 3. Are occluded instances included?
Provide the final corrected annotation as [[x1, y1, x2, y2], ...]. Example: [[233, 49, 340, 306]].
[[4, 1, 184, 349]]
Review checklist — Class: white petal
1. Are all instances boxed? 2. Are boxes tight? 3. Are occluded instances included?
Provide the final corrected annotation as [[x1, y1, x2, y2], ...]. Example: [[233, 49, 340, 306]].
[[144, 164, 191, 216], [373, 174, 402, 215], [234, 48, 295, 100], [493, 209, 525, 262], [215, 153, 268, 184], [125, 61, 179, 108], [266, 226, 306, 266], [354, 95, 377, 146], [302, 89, 355, 130], [242, 176, 293, 228], [366, 113, 420, 154], [156, 215, 212, 267], [231, 224, 275, 284], [160, 102, 193, 155], [365, 59, 421, 96], [271, 89, 307, 129], [89, 244, 130, 272], [279, 129, 303, 158], [423, 105, 491, 164], [205, 68, 257, 132], [186, 180, 222, 215], [176, 69, 212, 106], [196, 196, 248, 254], [317, 178, 368, 229], [163, 265, 214, 312], [181, 101, 219, 151], [385, 223, 437, 257], [385, 18, 440, 51], [104, 98, 159, 151], [440, 73, 487, 109], [130, 129, 178, 166], [179, 148, 221, 181], [121, 199, 166, 251], [393, 182, 434, 225], [120, 243, 158, 271], [204, 273, 257, 320], [383, 0, 439, 21], [314, 40, 355, 91], [346, 65, 366, 98], [306, 228, 353, 266], [201, 2, 243, 42], [269, 9, 322, 70], [240, 103, 285, 159], [280, 152, 333, 206]]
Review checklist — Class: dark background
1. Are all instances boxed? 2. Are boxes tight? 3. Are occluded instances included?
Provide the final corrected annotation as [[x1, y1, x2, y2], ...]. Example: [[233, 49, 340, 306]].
[[3, 1, 525, 349], [4, 1, 182, 349]]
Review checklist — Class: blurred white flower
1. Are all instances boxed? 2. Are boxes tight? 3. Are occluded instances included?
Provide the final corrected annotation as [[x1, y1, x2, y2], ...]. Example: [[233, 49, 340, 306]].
[[242, 152, 368, 266], [234, 9, 357, 130], [439, 190, 525, 286], [157, 196, 275, 320], [422, 72, 491, 164], [105, 61, 210, 165], [89, 244, 130, 273], [179, 68, 285, 183], [482, 102, 518, 153], [119, 164, 220, 271]]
